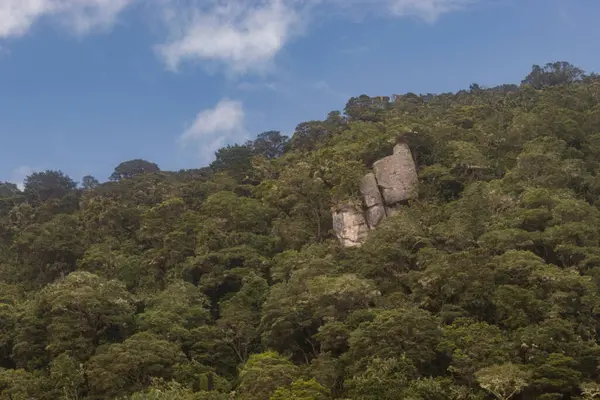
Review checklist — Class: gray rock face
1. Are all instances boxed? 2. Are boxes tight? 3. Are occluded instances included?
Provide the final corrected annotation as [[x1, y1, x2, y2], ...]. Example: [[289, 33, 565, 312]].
[[332, 142, 419, 247], [365, 206, 386, 230], [373, 142, 418, 205], [360, 173, 386, 229], [360, 173, 382, 207], [332, 204, 369, 247]]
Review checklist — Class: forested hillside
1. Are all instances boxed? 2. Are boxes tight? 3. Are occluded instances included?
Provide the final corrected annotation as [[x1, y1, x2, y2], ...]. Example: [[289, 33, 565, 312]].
[[3, 61, 600, 399]]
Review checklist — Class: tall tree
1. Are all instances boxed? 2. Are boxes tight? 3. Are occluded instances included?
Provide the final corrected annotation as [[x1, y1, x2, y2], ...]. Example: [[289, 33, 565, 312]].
[[344, 95, 390, 122], [522, 61, 585, 89], [81, 175, 99, 190], [237, 352, 301, 400], [475, 364, 531, 400], [0, 182, 19, 197], [251, 131, 290, 159], [23, 170, 77, 203], [109, 159, 160, 181], [86, 332, 186, 398], [39, 271, 135, 361], [210, 145, 255, 183]]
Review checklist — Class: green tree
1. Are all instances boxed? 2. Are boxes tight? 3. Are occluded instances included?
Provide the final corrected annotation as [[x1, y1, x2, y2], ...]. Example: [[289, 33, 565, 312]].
[[0, 368, 45, 400], [403, 377, 483, 400], [11, 301, 49, 370], [127, 378, 230, 400], [581, 382, 600, 399], [251, 131, 289, 159], [13, 213, 85, 285], [344, 95, 389, 122], [23, 170, 77, 203], [258, 162, 331, 247], [86, 332, 186, 398], [438, 318, 510, 385], [39, 271, 135, 361], [110, 159, 160, 181], [522, 62, 585, 89], [531, 353, 582, 397], [0, 283, 18, 368], [270, 378, 329, 400], [344, 356, 417, 400], [50, 352, 86, 400], [347, 308, 440, 374], [137, 280, 210, 343], [210, 145, 255, 183], [217, 272, 269, 363], [81, 175, 99, 190], [0, 182, 19, 197], [236, 351, 301, 400], [290, 121, 330, 152], [475, 363, 531, 400]]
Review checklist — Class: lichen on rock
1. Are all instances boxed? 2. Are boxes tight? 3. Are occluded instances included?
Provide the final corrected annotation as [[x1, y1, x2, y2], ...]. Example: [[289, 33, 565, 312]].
[[332, 203, 369, 247]]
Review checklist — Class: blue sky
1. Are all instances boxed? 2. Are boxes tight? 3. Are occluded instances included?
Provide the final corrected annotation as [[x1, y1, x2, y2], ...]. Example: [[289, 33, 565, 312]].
[[1, 0, 599, 186]]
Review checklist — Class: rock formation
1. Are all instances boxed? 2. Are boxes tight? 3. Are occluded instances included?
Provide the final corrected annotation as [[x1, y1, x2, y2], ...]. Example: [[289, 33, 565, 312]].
[[359, 173, 386, 229], [333, 141, 419, 247], [332, 204, 369, 247], [373, 143, 419, 205]]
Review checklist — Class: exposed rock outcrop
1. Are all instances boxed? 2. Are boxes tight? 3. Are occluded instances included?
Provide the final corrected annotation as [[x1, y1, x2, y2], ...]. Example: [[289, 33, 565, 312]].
[[333, 141, 419, 247], [332, 204, 369, 248], [360, 173, 386, 229], [373, 143, 419, 205]]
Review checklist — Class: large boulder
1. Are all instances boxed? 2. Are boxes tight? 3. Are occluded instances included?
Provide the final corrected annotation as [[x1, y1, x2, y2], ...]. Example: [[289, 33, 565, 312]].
[[332, 203, 369, 247], [373, 142, 418, 205], [360, 173, 387, 229]]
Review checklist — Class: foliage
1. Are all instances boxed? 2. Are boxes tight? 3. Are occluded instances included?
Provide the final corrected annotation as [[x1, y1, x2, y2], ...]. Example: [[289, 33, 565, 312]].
[[236, 351, 300, 400], [475, 363, 531, 400], [2, 61, 600, 399], [110, 159, 161, 181]]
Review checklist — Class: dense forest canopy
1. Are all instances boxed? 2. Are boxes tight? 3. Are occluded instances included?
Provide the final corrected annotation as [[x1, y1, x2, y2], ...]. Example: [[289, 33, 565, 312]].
[[2, 61, 600, 399]]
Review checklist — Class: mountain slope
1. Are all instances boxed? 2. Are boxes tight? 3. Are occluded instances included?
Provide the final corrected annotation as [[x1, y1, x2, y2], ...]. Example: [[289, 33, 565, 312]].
[[1, 62, 600, 399]]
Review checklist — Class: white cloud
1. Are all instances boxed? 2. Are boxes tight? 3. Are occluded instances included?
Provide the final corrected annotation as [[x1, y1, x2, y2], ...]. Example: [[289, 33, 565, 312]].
[[181, 98, 245, 141], [180, 98, 246, 161], [1, 0, 478, 74], [156, 0, 305, 74], [0, 0, 135, 39], [154, 0, 477, 73]]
